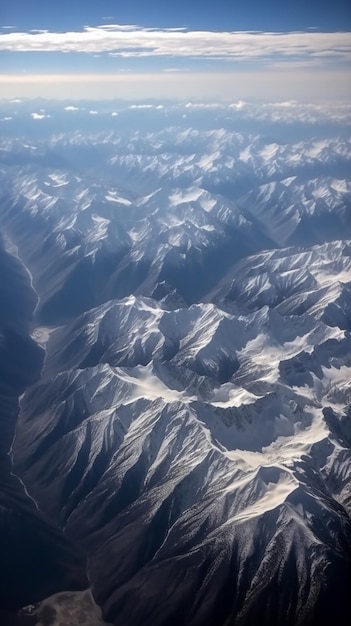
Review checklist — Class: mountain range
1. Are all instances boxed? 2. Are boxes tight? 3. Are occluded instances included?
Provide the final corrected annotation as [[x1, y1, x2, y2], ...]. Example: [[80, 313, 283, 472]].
[[0, 102, 350, 625]]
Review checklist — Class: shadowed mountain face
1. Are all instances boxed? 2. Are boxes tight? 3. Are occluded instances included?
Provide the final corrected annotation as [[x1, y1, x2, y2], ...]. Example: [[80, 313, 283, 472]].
[[0, 102, 350, 626], [0, 236, 88, 618]]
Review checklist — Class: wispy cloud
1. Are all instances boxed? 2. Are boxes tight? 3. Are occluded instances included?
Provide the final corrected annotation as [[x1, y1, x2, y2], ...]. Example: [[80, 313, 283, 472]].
[[0, 25, 350, 63], [163, 68, 190, 72], [129, 104, 164, 109]]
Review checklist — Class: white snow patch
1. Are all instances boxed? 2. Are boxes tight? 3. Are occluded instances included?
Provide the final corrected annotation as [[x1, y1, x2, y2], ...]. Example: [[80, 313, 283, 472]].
[[239, 146, 252, 162], [112, 363, 195, 404], [47, 172, 69, 187], [259, 143, 280, 161], [330, 179, 349, 194], [305, 140, 330, 158], [31, 326, 57, 348], [105, 191, 131, 205], [281, 176, 297, 186], [231, 471, 297, 522], [211, 384, 258, 408], [169, 187, 203, 205]]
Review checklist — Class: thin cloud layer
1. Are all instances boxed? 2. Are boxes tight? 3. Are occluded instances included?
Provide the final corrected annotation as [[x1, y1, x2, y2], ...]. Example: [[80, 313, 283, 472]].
[[1, 70, 349, 101], [0, 24, 350, 62]]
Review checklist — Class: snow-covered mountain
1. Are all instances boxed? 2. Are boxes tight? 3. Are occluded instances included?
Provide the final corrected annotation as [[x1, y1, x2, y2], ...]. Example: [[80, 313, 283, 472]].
[[0, 103, 350, 625]]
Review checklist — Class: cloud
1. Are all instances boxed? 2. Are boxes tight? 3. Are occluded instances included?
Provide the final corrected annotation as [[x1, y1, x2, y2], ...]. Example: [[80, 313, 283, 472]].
[[163, 68, 190, 72], [185, 102, 222, 109], [30, 112, 50, 119], [183, 100, 246, 111], [129, 104, 163, 109], [1, 70, 350, 102], [268, 59, 327, 70], [89, 109, 98, 114], [64, 105, 80, 111], [0, 25, 350, 63]]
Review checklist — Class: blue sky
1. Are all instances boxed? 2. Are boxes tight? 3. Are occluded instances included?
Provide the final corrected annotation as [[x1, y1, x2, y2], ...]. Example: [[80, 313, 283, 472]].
[[2, 0, 351, 31], [0, 0, 350, 100]]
